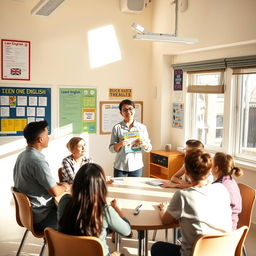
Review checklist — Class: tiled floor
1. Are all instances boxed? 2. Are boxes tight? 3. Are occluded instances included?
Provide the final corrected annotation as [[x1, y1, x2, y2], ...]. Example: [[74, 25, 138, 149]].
[[0, 196, 255, 256]]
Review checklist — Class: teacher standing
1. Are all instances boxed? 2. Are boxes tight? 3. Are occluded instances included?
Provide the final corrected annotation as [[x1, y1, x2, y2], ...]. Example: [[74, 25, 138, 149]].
[[109, 99, 152, 177]]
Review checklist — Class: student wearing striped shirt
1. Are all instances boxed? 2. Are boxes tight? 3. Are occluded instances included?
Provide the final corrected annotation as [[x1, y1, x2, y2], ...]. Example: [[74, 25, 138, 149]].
[[61, 137, 92, 184]]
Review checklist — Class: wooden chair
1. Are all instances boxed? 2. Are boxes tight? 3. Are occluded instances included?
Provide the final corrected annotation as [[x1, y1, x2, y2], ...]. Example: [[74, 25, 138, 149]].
[[58, 167, 64, 182], [44, 227, 105, 256], [11, 187, 46, 256], [192, 226, 248, 256], [237, 183, 256, 256]]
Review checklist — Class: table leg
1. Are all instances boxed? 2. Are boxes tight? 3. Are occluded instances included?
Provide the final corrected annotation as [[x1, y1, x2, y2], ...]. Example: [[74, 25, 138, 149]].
[[173, 228, 177, 244], [165, 228, 168, 242], [144, 230, 148, 256], [138, 230, 144, 256], [115, 232, 120, 252], [152, 230, 157, 241]]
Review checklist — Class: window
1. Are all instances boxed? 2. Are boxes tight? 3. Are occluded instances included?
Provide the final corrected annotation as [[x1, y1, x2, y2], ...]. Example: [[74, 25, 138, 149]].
[[188, 71, 224, 149], [233, 69, 256, 162], [175, 55, 256, 164]]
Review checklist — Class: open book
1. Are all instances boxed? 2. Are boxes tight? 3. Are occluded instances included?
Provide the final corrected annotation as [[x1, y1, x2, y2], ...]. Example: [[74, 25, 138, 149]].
[[123, 131, 141, 153]]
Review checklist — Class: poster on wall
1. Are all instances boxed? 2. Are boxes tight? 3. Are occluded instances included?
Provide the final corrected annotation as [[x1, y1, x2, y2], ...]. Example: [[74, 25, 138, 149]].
[[172, 103, 184, 129], [1, 39, 30, 81], [0, 86, 51, 136], [108, 88, 132, 98], [100, 101, 143, 134], [59, 88, 97, 134], [173, 69, 183, 91]]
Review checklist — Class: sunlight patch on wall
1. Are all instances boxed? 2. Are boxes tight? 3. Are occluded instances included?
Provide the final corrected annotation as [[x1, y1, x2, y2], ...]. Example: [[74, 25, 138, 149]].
[[88, 25, 122, 68]]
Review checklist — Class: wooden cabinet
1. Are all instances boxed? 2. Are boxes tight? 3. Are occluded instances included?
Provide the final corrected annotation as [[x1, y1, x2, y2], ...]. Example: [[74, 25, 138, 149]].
[[149, 150, 184, 180]]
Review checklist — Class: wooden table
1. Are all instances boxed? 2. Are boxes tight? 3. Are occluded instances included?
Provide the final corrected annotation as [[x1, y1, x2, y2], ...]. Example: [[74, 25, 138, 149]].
[[107, 177, 179, 256]]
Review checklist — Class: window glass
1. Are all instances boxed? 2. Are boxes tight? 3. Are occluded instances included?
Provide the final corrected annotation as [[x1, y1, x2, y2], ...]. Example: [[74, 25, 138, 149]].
[[193, 93, 224, 147], [194, 72, 223, 86], [234, 71, 256, 161], [189, 72, 224, 148]]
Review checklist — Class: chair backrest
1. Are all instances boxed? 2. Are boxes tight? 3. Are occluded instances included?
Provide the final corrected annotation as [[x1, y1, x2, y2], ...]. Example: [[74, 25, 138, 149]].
[[237, 183, 256, 228], [58, 167, 64, 182], [11, 187, 24, 227], [192, 226, 248, 256], [11, 187, 43, 238], [44, 227, 105, 256]]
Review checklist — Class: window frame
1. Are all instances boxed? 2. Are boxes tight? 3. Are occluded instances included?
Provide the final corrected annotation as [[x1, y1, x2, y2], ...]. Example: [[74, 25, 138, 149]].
[[232, 68, 256, 164], [186, 67, 256, 165], [186, 70, 226, 152]]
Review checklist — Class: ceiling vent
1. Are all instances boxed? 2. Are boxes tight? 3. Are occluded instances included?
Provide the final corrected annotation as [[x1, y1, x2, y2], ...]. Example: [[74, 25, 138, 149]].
[[120, 0, 146, 14], [31, 0, 66, 16]]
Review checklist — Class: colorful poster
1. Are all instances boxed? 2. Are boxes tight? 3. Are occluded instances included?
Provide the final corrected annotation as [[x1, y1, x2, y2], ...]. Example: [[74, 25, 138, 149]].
[[1, 39, 30, 80], [0, 87, 51, 136], [123, 131, 141, 153], [172, 103, 184, 129], [100, 101, 143, 134], [174, 69, 183, 91], [59, 88, 97, 134]]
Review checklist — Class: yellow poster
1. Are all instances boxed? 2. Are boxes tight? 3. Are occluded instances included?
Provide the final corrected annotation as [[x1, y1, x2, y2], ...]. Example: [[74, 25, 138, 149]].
[[109, 88, 132, 98], [1, 118, 26, 132]]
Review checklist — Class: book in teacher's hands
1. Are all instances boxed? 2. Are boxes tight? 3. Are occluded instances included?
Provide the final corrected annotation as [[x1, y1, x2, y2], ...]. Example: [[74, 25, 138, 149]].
[[123, 131, 141, 153]]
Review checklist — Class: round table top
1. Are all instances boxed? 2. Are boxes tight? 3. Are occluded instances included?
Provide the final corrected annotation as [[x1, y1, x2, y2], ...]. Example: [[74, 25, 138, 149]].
[[107, 177, 179, 230]]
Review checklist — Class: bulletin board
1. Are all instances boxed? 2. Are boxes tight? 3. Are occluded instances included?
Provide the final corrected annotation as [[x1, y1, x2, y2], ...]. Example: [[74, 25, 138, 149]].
[[59, 88, 97, 134], [100, 101, 143, 134], [0, 86, 51, 136]]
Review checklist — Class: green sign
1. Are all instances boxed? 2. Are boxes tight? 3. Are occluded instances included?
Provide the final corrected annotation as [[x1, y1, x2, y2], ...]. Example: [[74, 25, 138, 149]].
[[59, 88, 97, 134]]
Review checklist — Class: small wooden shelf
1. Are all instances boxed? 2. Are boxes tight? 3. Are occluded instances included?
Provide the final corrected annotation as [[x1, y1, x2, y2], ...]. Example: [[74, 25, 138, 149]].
[[149, 150, 184, 180]]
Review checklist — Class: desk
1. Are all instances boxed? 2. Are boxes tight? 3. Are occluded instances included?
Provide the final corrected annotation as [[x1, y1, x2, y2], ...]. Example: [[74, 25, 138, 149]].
[[107, 177, 179, 256]]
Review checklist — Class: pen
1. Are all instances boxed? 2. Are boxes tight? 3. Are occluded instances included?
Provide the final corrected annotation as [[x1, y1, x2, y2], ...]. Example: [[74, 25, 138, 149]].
[[135, 204, 143, 211], [134, 204, 143, 215]]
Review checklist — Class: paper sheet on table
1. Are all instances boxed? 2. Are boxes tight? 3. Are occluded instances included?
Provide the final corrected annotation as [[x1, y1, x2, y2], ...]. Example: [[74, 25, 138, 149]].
[[112, 178, 124, 184], [146, 180, 164, 186]]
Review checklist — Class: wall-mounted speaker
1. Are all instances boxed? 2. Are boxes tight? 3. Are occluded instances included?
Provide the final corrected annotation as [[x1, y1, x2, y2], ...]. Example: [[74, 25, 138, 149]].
[[120, 0, 145, 14]]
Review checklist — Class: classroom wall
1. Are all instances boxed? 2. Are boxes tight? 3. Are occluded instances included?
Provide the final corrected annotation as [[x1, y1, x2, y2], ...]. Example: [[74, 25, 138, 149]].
[[0, 0, 153, 204], [150, 0, 256, 223]]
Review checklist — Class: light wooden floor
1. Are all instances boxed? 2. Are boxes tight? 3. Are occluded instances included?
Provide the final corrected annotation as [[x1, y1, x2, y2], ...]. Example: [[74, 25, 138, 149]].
[[0, 195, 255, 256]]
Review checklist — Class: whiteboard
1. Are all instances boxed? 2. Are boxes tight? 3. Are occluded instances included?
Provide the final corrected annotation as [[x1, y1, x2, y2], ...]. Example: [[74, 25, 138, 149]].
[[100, 101, 143, 134]]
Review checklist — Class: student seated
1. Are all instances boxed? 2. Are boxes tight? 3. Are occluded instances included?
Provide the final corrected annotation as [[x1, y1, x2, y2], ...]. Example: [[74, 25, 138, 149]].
[[61, 137, 92, 184], [151, 149, 232, 256], [13, 121, 70, 232], [161, 140, 213, 188], [212, 152, 243, 230], [57, 163, 131, 256]]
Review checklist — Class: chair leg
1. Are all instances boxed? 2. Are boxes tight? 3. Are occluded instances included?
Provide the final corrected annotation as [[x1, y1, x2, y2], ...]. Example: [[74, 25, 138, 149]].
[[39, 238, 46, 256], [242, 245, 247, 256], [16, 229, 29, 256]]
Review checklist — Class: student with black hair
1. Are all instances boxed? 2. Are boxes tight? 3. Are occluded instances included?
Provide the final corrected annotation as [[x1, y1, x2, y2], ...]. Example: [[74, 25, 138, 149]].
[[13, 121, 70, 232], [109, 99, 152, 177]]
